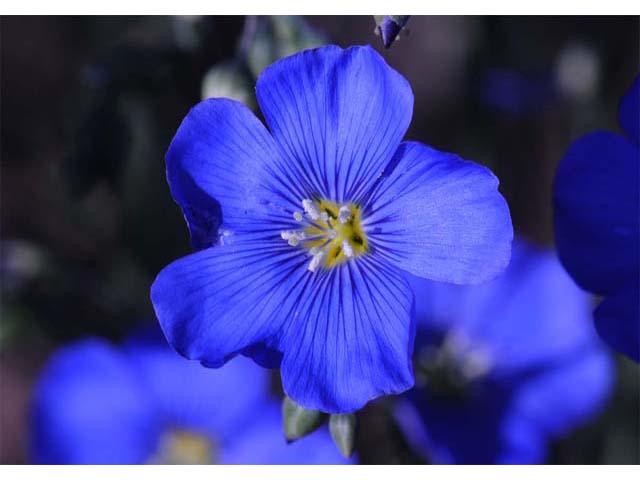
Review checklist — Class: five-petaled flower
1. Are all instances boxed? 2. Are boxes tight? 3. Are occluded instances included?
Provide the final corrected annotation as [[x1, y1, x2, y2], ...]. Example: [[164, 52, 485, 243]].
[[30, 331, 350, 464], [151, 44, 513, 413], [554, 75, 639, 362], [395, 240, 613, 464]]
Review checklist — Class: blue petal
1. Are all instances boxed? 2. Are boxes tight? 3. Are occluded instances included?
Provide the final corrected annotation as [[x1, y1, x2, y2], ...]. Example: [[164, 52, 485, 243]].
[[124, 330, 271, 441], [220, 403, 353, 464], [152, 222, 416, 414], [618, 75, 639, 146], [256, 45, 413, 204], [594, 279, 640, 361], [166, 98, 299, 249], [30, 339, 159, 464], [395, 391, 545, 464], [279, 257, 415, 413], [151, 239, 308, 369], [365, 141, 513, 284], [497, 416, 546, 465], [507, 346, 614, 438], [407, 239, 606, 372], [241, 342, 284, 369], [554, 131, 639, 295]]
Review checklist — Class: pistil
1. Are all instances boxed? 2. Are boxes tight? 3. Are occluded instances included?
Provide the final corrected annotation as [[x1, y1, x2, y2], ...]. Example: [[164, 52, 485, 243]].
[[281, 198, 369, 272]]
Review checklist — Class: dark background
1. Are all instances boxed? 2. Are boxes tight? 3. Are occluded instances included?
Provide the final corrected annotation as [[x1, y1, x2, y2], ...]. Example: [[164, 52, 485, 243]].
[[1, 15, 639, 464]]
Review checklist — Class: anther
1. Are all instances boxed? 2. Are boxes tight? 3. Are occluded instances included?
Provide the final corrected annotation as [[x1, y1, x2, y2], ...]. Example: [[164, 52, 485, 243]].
[[286, 197, 367, 272], [302, 199, 321, 221], [308, 251, 326, 272], [342, 240, 354, 258], [338, 205, 351, 224], [280, 230, 306, 246]]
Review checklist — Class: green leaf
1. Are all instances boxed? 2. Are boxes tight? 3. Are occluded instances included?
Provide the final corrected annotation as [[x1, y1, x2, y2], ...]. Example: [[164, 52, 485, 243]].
[[201, 60, 256, 111], [282, 396, 325, 441], [329, 413, 357, 458]]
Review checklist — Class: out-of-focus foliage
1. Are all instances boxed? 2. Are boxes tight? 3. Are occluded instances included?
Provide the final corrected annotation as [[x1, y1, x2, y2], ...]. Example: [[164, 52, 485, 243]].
[[201, 61, 256, 108], [245, 16, 325, 78]]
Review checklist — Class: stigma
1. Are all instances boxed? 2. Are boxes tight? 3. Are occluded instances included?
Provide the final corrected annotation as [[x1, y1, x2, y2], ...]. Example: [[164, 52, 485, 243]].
[[281, 198, 369, 272]]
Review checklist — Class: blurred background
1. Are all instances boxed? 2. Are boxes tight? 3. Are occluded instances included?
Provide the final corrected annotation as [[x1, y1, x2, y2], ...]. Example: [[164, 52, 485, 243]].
[[1, 15, 638, 464]]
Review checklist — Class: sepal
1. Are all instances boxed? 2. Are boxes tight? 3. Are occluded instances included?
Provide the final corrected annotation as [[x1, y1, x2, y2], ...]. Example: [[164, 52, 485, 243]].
[[282, 396, 325, 442], [329, 413, 357, 458]]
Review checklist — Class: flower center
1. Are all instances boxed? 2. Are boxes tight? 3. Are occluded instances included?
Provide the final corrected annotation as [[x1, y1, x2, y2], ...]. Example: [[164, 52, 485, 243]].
[[147, 429, 215, 464], [415, 331, 493, 399], [281, 198, 369, 272]]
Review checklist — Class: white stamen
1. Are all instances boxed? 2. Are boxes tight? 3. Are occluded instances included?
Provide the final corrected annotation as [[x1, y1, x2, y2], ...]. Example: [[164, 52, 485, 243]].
[[308, 251, 326, 272], [284, 198, 365, 270], [218, 229, 232, 245], [280, 230, 306, 246], [461, 350, 492, 380], [342, 240, 354, 258], [302, 199, 321, 220], [338, 205, 351, 224]]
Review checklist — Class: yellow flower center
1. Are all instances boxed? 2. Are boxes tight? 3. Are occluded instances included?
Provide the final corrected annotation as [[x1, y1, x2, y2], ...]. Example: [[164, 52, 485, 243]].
[[280, 198, 369, 271], [147, 429, 214, 464], [306, 200, 369, 268]]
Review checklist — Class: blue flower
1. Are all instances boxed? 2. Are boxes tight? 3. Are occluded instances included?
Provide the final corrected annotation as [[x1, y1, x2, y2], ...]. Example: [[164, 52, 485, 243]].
[[479, 68, 557, 116], [151, 44, 513, 414], [395, 240, 614, 464], [553, 76, 639, 362], [30, 332, 351, 464]]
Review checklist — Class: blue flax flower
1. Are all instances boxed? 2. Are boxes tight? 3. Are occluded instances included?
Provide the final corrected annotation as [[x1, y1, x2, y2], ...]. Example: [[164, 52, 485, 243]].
[[554, 76, 639, 362], [479, 68, 557, 117], [30, 333, 350, 464], [395, 240, 614, 464], [151, 44, 513, 414]]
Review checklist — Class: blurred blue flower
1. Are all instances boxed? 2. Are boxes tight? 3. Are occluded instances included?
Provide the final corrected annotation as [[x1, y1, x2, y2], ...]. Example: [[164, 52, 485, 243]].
[[554, 75, 639, 362], [151, 44, 513, 414], [480, 68, 557, 116], [30, 332, 351, 464], [395, 240, 614, 464]]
